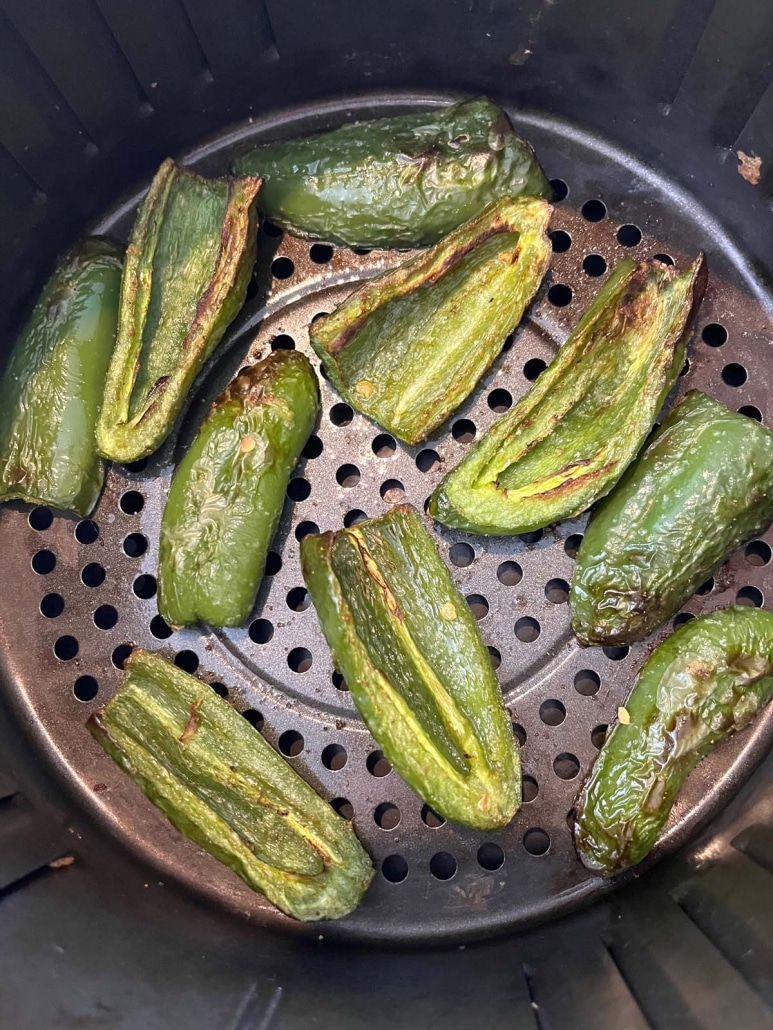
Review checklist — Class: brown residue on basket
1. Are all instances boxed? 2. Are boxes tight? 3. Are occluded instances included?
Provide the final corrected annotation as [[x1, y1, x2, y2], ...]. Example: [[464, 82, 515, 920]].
[[48, 855, 76, 869], [736, 151, 762, 186]]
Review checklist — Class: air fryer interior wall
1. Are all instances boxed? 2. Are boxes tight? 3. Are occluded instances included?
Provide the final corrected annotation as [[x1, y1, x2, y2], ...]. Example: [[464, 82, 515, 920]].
[[1, 2, 772, 1027]]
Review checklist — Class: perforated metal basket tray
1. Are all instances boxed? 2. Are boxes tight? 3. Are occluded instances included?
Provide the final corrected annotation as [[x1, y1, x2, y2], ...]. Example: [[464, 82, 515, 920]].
[[1, 94, 772, 945]]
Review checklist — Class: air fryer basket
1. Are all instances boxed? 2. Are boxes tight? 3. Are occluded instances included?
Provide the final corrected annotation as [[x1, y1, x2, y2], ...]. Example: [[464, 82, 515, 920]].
[[1, 2, 772, 1027]]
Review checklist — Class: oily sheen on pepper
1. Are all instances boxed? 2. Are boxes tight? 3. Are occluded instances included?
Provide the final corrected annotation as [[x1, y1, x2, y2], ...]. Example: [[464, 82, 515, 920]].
[[158, 351, 319, 628], [571, 391, 773, 646], [574, 607, 773, 875], [233, 96, 551, 248], [0, 238, 122, 517]]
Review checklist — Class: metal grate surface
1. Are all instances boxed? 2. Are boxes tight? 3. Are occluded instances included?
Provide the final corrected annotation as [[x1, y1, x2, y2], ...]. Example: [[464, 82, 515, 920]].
[[1, 95, 772, 944]]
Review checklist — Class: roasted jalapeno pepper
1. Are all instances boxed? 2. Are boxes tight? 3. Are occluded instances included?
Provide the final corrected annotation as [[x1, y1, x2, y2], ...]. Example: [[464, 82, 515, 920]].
[[158, 350, 319, 628], [310, 197, 552, 445], [0, 238, 122, 517], [88, 649, 373, 921], [429, 255, 707, 534], [571, 390, 773, 646], [574, 606, 773, 875], [301, 504, 519, 830], [96, 159, 261, 464], [233, 97, 550, 249]]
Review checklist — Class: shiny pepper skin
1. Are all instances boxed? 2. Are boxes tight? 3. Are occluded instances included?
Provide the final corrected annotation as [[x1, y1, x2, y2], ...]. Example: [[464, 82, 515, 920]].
[[0, 237, 122, 517], [571, 390, 773, 646], [158, 350, 319, 628], [574, 606, 773, 875], [233, 97, 551, 249]]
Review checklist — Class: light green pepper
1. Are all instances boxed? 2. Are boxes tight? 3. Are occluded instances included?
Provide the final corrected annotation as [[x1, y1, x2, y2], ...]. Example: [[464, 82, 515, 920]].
[[310, 197, 552, 445], [430, 255, 707, 534], [88, 649, 373, 921], [301, 505, 520, 830], [96, 159, 261, 463]]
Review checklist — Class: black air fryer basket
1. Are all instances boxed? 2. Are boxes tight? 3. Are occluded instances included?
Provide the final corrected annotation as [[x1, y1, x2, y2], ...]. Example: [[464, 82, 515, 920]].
[[1, 2, 772, 1027]]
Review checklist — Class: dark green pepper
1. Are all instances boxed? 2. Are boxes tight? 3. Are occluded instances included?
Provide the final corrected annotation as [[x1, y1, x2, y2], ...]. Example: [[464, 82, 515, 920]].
[[571, 390, 773, 646], [301, 505, 519, 830], [0, 238, 122, 517], [88, 649, 373, 921], [158, 351, 319, 628], [96, 159, 262, 463], [430, 255, 707, 535], [310, 197, 552, 445], [233, 97, 550, 249], [574, 606, 773, 875]]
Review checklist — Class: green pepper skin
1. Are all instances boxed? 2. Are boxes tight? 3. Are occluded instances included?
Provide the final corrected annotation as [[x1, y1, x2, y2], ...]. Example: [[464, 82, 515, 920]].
[[233, 97, 551, 249], [88, 649, 373, 921], [0, 238, 122, 517], [430, 255, 707, 535], [310, 197, 552, 445], [96, 159, 262, 464], [301, 505, 519, 830], [574, 606, 773, 875], [571, 391, 773, 646], [158, 351, 319, 628]]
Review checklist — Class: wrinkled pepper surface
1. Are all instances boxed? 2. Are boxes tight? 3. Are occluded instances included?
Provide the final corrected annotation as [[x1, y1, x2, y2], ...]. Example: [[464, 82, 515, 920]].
[[430, 255, 707, 534], [88, 649, 373, 921], [301, 504, 519, 829], [0, 238, 122, 516], [233, 97, 551, 249], [158, 351, 319, 628], [96, 159, 261, 463], [310, 197, 552, 445], [571, 390, 773, 646], [574, 606, 773, 875]]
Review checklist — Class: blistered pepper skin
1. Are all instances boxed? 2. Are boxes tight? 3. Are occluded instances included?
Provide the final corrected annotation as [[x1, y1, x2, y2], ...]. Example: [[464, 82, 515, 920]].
[[88, 650, 373, 921], [301, 505, 520, 830], [571, 391, 773, 646], [430, 255, 707, 535], [158, 351, 319, 628], [310, 197, 552, 445], [0, 238, 122, 517], [233, 97, 551, 249], [574, 607, 773, 876], [96, 159, 262, 463]]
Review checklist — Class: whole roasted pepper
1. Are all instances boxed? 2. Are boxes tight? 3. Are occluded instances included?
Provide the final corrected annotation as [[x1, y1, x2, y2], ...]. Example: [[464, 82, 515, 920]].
[[310, 197, 552, 445], [158, 351, 319, 628], [301, 504, 519, 830], [96, 159, 261, 463], [571, 391, 773, 646], [574, 606, 773, 875], [88, 649, 373, 920], [0, 238, 122, 517], [233, 97, 551, 249], [430, 255, 707, 534]]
